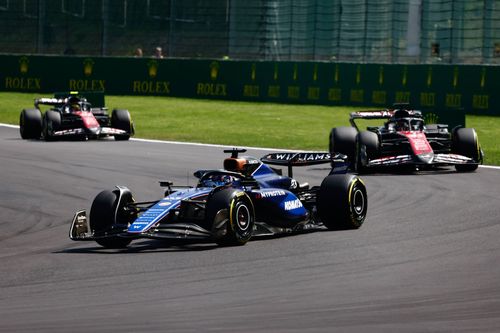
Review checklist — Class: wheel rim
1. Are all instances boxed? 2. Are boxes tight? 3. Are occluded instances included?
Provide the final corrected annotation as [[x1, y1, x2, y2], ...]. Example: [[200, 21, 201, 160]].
[[235, 204, 251, 231], [352, 187, 365, 216]]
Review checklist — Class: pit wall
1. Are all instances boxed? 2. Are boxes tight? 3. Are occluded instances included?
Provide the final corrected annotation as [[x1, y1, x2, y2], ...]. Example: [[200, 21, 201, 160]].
[[2, 54, 498, 126]]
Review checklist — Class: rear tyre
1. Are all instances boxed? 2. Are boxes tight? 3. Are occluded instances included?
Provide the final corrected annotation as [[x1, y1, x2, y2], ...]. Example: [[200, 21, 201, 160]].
[[453, 128, 480, 172], [111, 109, 132, 141], [205, 189, 254, 246], [42, 110, 61, 141], [19, 109, 42, 139], [89, 190, 133, 248], [329, 127, 357, 169], [317, 174, 367, 230], [355, 131, 379, 173]]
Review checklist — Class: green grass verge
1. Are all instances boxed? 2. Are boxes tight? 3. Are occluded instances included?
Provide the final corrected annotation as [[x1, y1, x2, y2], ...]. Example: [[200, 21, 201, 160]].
[[1, 92, 499, 165]]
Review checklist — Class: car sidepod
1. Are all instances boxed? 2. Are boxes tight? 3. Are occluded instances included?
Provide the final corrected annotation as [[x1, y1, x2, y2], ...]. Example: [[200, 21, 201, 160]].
[[250, 189, 308, 228]]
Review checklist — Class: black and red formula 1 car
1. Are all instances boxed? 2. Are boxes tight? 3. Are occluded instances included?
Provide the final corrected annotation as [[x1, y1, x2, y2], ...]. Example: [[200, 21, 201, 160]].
[[329, 104, 483, 172], [19, 92, 134, 141]]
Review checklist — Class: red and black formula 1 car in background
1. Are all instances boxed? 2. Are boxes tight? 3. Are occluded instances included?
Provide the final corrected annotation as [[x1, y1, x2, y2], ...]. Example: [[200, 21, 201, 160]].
[[329, 104, 483, 172], [19, 92, 134, 141]]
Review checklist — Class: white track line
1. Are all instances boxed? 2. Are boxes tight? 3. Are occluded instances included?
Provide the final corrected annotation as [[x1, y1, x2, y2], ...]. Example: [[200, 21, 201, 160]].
[[130, 137, 301, 152], [2, 122, 500, 169], [0, 123, 18, 129], [479, 165, 500, 170]]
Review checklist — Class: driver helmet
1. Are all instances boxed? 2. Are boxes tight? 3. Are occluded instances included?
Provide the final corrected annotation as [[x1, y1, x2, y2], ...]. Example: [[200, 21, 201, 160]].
[[71, 102, 81, 111], [411, 119, 423, 131], [395, 119, 409, 131], [201, 174, 236, 188], [65, 96, 80, 111], [67, 96, 90, 112]]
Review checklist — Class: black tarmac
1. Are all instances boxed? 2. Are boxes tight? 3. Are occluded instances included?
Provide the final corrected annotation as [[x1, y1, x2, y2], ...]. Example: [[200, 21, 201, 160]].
[[1, 125, 500, 332]]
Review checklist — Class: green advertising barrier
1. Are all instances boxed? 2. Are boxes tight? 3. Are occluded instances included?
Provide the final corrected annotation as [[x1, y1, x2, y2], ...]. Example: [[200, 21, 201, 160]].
[[1, 54, 498, 127]]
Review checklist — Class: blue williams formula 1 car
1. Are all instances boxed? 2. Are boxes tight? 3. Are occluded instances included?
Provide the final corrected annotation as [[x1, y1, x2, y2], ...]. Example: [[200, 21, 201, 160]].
[[69, 149, 368, 248]]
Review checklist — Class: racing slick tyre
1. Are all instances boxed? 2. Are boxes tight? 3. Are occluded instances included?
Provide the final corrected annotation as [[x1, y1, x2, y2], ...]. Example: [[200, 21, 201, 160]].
[[317, 174, 367, 230], [89, 190, 133, 248], [355, 131, 379, 173], [205, 188, 255, 246], [453, 128, 480, 172], [111, 109, 132, 141], [19, 109, 42, 139], [42, 110, 61, 141], [329, 127, 357, 169]]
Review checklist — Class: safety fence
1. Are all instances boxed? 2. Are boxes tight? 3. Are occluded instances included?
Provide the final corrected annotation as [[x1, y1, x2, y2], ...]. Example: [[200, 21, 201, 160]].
[[0, 0, 499, 64]]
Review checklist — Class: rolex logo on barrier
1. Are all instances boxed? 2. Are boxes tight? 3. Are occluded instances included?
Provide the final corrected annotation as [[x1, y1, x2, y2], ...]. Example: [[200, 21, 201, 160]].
[[210, 61, 219, 81], [19, 56, 29, 74], [148, 60, 158, 78], [83, 58, 94, 76], [243, 63, 260, 98], [195, 61, 226, 96], [427, 67, 433, 87], [5, 56, 41, 90], [424, 113, 439, 124], [131, 59, 170, 94], [68, 58, 105, 91]]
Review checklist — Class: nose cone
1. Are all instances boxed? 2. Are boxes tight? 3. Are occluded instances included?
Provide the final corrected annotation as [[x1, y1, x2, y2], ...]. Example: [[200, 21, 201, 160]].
[[88, 127, 100, 135], [416, 152, 434, 164]]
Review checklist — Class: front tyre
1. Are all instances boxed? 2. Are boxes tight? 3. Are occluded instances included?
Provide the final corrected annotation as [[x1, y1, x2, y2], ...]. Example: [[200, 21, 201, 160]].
[[205, 189, 255, 246], [42, 110, 61, 141], [453, 128, 480, 172], [111, 109, 132, 141], [89, 190, 133, 248], [317, 174, 367, 230], [356, 131, 379, 173], [19, 109, 42, 139]]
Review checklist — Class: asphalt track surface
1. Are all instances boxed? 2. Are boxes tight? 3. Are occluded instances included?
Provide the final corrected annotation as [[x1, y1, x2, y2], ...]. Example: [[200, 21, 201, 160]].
[[1, 124, 500, 332]]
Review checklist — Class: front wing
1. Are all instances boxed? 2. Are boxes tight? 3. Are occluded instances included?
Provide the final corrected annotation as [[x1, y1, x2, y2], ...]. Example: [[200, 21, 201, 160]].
[[366, 153, 478, 168], [69, 210, 213, 242], [53, 126, 128, 138], [69, 210, 324, 244]]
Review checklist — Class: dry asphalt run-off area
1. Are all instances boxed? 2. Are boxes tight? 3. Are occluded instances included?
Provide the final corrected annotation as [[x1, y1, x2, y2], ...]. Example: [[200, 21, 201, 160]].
[[1, 124, 500, 332]]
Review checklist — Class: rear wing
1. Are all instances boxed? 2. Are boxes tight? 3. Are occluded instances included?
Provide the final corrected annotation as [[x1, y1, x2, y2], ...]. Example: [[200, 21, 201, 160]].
[[34, 91, 106, 109], [261, 152, 348, 177], [34, 97, 65, 109], [349, 109, 423, 131]]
